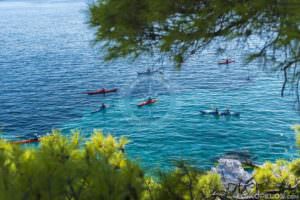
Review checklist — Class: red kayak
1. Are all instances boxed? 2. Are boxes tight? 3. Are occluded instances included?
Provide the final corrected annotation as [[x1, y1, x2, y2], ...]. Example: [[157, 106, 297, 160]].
[[137, 99, 157, 107], [11, 138, 40, 145], [85, 88, 118, 95], [218, 59, 235, 65]]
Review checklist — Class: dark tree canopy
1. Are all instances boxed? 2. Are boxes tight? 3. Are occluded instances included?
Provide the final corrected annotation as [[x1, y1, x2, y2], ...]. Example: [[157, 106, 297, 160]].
[[89, 0, 300, 96]]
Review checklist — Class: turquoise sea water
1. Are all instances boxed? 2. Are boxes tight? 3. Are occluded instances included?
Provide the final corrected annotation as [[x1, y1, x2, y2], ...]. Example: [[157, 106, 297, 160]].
[[0, 0, 299, 170]]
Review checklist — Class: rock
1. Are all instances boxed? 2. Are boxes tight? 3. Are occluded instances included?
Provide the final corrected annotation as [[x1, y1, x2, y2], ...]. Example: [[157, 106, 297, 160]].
[[211, 158, 253, 188]]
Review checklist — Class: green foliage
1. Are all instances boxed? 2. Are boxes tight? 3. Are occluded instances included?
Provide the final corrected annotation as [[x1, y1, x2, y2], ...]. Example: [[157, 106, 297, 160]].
[[195, 173, 223, 200], [254, 160, 298, 192], [0, 130, 144, 200], [89, 0, 300, 65], [293, 125, 300, 147], [251, 126, 300, 197], [89, 0, 150, 60], [146, 162, 223, 200], [0, 131, 224, 200], [89, 0, 300, 95], [290, 159, 300, 177]]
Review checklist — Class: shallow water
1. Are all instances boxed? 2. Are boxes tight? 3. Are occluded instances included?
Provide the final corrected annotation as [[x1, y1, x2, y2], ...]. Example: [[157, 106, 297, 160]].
[[0, 0, 299, 170]]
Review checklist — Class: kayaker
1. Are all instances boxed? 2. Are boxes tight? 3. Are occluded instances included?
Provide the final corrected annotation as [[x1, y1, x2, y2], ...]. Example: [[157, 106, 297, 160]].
[[31, 133, 39, 140], [102, 88, 107, 96], [224, 59, 234, 64], [100, 103, 107, 110], [215, 108, 219, 114], [223, 109, 230, 115], [147, 97, 152, 102], [91, 103, 107, 113]]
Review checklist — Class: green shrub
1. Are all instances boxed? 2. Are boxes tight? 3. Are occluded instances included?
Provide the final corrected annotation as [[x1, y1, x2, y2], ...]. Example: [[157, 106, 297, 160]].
[[254, 160, 298, 192], [0, 130, 144, 200], [293, 125, 300, 148], [147, 163, 222, 200], [250, 126, 300, 198], [0, 130, 224, 200]]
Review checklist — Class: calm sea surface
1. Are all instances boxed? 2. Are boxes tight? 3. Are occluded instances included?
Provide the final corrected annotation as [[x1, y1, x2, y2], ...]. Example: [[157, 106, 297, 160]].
[[0, 0, 299, 170]]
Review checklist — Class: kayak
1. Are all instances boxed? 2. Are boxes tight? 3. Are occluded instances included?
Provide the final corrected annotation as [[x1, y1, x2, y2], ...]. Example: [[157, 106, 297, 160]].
[[218, 59, 235, 65], [219, 111, 240, 116], [137, 70, 162, 76], [91, 108, 105, 113], [200, 110, 219, 115], [137, 71, 157, 75], [11, 138, 40, 145], [137, 99, 157, 107], [200, 110, 240, 117], [91, 105, 110, 113], [137, 67, 163, 76], [84, 88, 117, 95]]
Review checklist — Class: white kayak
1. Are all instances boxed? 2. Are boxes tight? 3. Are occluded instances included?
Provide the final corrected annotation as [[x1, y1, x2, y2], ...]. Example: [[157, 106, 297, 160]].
[[200, 110, 219, 115], [91, 105, 110, 113], [219, 111, 240, 117]]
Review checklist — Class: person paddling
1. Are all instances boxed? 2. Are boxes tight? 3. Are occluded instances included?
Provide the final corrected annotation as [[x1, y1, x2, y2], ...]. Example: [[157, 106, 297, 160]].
[[223, 108, 230, 115], [91, 103, 107, 113], [100, 103, 107, 110], [101, 88, 106, 96], [214, 108, 219, 115], [219, 58, 234, 64]]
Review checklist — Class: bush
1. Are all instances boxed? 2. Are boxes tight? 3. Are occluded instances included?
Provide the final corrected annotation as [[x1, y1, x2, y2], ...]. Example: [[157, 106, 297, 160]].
[[0, 130, 144, 200], [293, 125, 300, 148], [254, 160, 298, 192], [0, 130, 222, 200], [146, 162, 223, 200]]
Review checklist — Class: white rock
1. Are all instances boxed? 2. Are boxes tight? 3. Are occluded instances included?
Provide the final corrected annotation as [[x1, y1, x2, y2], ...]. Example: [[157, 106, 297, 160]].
[[211, 158, 252, 186]]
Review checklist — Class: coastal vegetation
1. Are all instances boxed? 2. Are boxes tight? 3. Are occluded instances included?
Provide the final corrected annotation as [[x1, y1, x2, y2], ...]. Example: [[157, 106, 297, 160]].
[[0, 128, 300, 199]]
